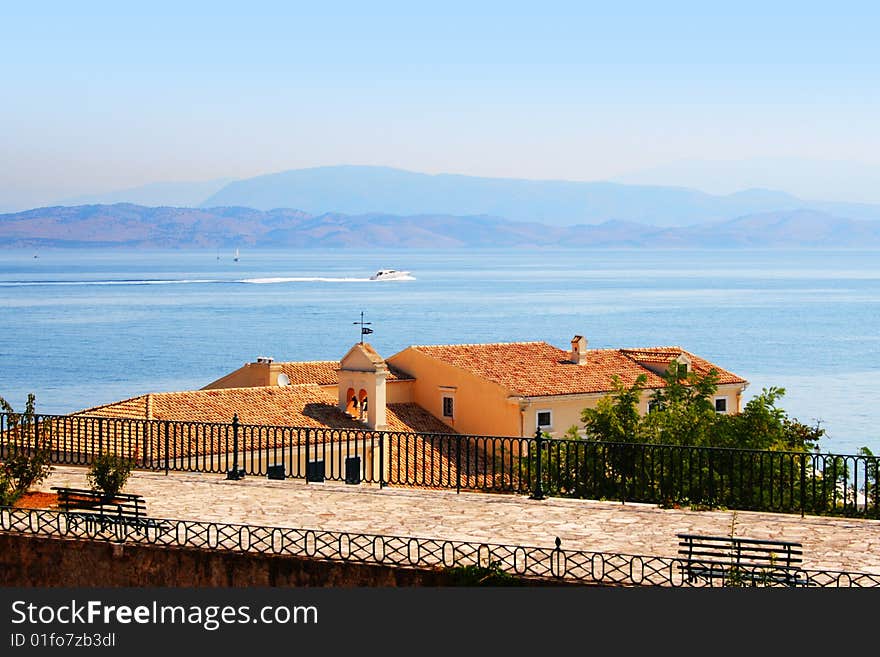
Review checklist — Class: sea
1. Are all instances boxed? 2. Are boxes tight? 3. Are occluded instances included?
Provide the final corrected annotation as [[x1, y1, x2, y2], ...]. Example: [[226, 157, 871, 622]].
[[1, 247, 878, 455]]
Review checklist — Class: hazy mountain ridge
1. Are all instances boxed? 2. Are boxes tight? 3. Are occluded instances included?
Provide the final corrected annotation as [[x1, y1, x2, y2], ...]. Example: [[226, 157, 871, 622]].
[[61, 178, 233, 208], [613, 157, 880, 204], [200, 165, 880, 227], [3, 204, 880, 249]]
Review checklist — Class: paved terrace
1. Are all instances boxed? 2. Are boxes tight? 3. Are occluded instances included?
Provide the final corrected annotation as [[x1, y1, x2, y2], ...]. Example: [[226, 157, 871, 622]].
[[38, 465, 880, 575]]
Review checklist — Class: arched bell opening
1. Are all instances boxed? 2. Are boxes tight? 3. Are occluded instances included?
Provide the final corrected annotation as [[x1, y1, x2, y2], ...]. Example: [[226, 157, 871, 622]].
[[358, 389, 369, 419], [345, 387, 358, 416]]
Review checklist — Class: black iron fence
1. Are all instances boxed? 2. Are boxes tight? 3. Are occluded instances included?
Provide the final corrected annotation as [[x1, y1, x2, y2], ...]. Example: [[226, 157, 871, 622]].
[[2, 412, 878, 518], [1, 506, 877, 587]]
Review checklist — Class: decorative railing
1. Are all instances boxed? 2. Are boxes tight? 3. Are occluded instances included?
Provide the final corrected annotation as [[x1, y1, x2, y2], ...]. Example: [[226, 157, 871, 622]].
[[2, 507, 878, 587], [2, 412, 878, 518]]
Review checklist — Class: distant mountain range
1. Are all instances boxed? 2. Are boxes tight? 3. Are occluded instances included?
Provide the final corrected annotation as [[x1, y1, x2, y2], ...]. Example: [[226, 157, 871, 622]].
[[29, 165, 880, 229], [612, 156, 880, 204], [3, 204, 880, 248], [60, 178, 233, 208], [199, 165, 880, 227]]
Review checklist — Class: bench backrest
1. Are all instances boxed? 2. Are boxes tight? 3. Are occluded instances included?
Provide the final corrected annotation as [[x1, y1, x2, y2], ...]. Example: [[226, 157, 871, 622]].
[[51, 487, 146, 518], [677, 533, 803, 569]]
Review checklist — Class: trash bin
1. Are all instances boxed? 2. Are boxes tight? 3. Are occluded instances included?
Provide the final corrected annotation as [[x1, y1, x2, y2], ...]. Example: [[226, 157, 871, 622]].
[[306, 460, 324, 482], [345, 456, 361, 484]]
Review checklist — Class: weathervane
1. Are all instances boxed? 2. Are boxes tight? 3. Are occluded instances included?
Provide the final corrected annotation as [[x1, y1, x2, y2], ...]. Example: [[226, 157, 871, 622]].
[[354, 311, 373, 344]]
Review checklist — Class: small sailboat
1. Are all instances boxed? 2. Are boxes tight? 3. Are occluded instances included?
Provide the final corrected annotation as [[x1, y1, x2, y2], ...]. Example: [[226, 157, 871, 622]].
[[233, 248, 240, 262]]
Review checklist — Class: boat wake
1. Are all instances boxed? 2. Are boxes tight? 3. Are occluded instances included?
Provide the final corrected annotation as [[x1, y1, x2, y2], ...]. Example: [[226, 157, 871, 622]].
[[240, 277, 372, 283], [0, 279, 219, 287], [0, 276, 379, 287]]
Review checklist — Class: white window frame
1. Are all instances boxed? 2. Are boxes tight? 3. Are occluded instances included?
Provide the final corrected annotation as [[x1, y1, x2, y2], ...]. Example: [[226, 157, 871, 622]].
[[713, 396, 728, 414], [442, 395, 455, 418], [438, 385, 457, 420], [536, 409, 553, 430]]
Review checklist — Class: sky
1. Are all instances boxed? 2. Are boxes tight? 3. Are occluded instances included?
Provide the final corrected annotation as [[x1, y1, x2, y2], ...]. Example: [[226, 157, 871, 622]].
[[1, 1, 879, 209]]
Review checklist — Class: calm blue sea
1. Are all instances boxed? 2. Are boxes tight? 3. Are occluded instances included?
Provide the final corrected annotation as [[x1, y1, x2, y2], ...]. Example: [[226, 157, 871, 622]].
[[1, 247, 878, 455]]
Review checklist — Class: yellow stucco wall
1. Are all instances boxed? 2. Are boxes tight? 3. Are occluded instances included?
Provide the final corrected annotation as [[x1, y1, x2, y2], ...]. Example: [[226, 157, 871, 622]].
[[522, 382, 746, 437], [521, 394, 604, 437], [387, 348, 521, 437], [386, 380, 414, 403]]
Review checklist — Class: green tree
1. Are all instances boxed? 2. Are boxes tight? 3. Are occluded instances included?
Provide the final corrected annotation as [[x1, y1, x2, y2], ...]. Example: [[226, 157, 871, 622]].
[[567, 368, 836, 512], [714, 387, 824, 451], [0, 394, 54, 506], [859, 447, 879, 511], [641, 364, 720, 446], [581, 374, 646, 443]]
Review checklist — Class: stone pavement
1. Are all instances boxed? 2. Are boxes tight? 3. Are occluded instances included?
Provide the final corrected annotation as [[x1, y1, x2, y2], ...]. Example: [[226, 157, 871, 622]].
[[39, 465, 880, 574]]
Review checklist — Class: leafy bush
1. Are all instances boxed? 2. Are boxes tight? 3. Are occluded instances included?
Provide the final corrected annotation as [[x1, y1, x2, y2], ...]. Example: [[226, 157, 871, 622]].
[[87, 453, 134, 497], [0, 474, 15, 507], [2, 449, 53, 502], [0, 394, 54, 506], [443, 561, 522, 586]]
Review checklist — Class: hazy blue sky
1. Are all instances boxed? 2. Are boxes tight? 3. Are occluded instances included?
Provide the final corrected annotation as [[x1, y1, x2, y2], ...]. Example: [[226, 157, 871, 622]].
[[2, 1, 879, 208]]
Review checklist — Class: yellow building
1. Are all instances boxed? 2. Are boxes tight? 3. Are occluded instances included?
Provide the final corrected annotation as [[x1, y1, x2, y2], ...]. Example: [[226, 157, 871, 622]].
[[199, 335, 748, 438], [39, 335, 747, 487]]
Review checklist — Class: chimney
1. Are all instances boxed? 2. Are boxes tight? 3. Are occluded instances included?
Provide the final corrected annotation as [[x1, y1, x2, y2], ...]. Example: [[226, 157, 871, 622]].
[[249, 356, 275, 386], [570, 335, 588, 365]]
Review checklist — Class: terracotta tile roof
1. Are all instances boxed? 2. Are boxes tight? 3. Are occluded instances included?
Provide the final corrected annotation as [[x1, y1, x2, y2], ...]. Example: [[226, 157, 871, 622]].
[[618, 347, 686, 364], [60, 386, 454, 461], [75, 395, 149, 419], [76, 384, 430, 431], [277, 361, 340, 385], [276, 360, 413, 385], [357, 342, 387, 365], [619, 348, 747, 387], [408, 341, 746, 397], [385, 403, 454, 434]]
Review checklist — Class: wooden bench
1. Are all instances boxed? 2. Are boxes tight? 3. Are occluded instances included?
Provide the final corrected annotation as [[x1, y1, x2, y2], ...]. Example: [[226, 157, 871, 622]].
[[51, 486, 167, 534], [677, 533, 807, 587]]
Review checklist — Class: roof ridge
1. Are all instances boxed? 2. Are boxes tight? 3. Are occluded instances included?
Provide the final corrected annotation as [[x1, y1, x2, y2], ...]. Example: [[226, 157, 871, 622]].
[[75, 392, 149, 415], [152, 383, 324, 397], [619, 346, 683, 351], [410, 341, 550, 349], [276, 360, 339, 365]]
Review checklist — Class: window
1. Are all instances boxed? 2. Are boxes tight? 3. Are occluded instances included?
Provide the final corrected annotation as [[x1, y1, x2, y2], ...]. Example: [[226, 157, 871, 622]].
[[442, 396, 454, 418], [714, 397, 727, 414], [536, 410, 552, 429], [647, 400, 659, 414]]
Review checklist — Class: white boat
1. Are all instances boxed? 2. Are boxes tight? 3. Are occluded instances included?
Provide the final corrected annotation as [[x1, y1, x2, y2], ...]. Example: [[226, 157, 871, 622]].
[[369, 269, 411, 281]]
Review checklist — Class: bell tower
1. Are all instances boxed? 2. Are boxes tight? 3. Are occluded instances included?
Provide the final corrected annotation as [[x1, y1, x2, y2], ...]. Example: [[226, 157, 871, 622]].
[[337, 342, 389, 430]]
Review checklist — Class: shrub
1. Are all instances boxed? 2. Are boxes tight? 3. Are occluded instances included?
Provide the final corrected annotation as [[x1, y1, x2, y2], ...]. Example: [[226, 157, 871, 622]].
[[87, 453, 134, 497], [0, 448, 52, 504], [0, 472, 15, 506], [443, 561, 522, 586], [1, 449, 53, 504], [0, 394, 54, 505]]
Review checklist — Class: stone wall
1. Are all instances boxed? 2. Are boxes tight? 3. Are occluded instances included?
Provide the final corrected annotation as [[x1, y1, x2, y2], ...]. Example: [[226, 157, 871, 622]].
[[0, 534, 591, 587]]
